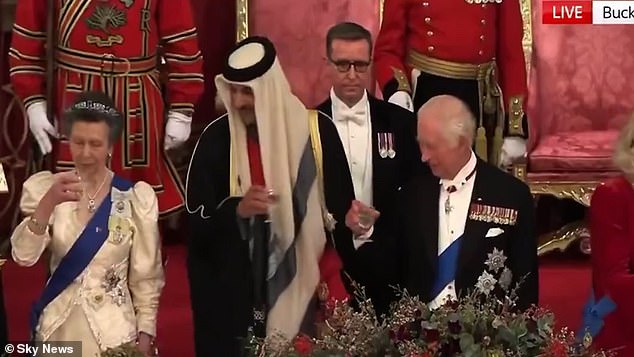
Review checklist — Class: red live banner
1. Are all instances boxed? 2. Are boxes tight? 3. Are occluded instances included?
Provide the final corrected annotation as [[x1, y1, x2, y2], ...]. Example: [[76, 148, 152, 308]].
[[543, 1, 593, 24]]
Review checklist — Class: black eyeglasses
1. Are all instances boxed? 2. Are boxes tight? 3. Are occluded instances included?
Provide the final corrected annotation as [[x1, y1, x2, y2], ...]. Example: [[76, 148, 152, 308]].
[[330, 60, 371, 73]]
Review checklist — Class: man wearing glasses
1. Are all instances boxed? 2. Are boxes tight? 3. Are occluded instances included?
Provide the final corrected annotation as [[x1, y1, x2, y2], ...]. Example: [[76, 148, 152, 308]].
[[316, 22, 422, 317]]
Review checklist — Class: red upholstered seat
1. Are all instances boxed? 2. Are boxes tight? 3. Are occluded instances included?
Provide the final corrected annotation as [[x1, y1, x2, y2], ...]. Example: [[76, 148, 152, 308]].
[[529, 131, 619, 173]]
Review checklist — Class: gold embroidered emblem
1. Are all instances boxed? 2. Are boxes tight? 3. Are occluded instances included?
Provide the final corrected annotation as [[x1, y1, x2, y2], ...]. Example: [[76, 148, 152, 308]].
[[468, 203, 518, 225], [85, 5, 127, 47]]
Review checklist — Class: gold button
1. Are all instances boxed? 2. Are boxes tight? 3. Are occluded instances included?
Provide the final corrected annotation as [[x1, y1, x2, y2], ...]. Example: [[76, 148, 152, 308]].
[[428, 46, 435, 52], [478, 50, 484, 56], [427, 31, 434, 36], [425, 17, 431, 23], [94, 295, 103, 303], [481, 19, 486, 25], [423, 1, 429, 5], [480, 35, 485, 41]]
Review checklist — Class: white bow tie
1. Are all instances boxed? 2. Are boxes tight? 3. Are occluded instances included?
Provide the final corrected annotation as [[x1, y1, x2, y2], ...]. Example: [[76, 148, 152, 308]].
[[335, 107, 366, 125]]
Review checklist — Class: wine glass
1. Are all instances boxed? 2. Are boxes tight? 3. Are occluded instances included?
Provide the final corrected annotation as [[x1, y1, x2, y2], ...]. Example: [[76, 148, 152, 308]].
[[358, 205, 378, 230], [264, 189, 279, 224]]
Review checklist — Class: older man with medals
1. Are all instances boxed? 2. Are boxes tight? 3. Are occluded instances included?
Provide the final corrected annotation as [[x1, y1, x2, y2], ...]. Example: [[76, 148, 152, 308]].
[[365, 95, 538, 311], [185, 36, 355, 356], [374, 0, 529, 167]]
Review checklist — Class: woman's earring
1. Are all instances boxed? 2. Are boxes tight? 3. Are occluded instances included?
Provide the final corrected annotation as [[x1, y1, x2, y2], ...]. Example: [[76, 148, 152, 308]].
[[107, 153, 112, 159]]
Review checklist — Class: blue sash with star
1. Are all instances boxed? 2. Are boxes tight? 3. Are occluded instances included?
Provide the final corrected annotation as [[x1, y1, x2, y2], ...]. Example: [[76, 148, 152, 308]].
[[30, 175, 132, 335], [430, 235, 464, 299]]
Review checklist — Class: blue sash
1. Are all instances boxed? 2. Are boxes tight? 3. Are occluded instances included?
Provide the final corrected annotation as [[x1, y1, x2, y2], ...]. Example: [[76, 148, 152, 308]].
[[30, 175, 133, 335], [578, 290, 616, 339], [430, 235, 464, 299]]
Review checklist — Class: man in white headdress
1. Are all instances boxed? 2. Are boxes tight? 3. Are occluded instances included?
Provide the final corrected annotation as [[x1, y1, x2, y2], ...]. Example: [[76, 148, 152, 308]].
[[185, 36, 355, 356]]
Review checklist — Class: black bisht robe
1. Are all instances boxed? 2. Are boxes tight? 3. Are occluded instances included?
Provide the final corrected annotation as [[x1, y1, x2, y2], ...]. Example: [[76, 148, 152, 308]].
[[185, 112, 354, 357]]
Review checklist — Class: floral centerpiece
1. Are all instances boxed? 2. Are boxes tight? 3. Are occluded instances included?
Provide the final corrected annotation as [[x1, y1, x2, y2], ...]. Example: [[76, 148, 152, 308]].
[[100, 342, 145, 357], [246, 248, 616, 357]]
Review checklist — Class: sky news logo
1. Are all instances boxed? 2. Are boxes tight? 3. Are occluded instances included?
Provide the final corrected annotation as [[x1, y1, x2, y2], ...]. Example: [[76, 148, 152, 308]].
[[543, 1, 634, 24]]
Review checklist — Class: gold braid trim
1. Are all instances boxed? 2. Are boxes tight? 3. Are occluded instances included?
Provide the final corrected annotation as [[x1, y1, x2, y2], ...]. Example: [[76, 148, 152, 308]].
[[508, 96, 525, 136]]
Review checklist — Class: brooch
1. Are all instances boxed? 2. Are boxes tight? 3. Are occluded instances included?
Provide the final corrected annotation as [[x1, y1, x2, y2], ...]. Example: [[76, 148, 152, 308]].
[[107, 216, 133, 244], [102, 267, 126, 306]]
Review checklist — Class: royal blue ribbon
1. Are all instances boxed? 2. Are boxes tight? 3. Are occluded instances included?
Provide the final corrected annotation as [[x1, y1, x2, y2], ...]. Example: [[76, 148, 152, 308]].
[[578, 290, 616, 339], [30, 175, 132, 336], [430, 235, 464, 299]]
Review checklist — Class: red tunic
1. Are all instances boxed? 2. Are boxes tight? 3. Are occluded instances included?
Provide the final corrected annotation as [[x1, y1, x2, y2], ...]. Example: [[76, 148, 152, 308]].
[[374, 0, 527, 109], [9, 0, 204, 216], [589, 176, 634, 355]]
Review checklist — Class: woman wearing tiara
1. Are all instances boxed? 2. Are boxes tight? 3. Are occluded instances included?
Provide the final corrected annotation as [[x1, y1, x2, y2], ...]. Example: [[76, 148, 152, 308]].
[[10, 91, 164, 356]]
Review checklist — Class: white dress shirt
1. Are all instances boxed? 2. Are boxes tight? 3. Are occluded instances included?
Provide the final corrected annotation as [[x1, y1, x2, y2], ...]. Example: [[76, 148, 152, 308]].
[[330, 88, 373, 206], [330, 89, 374, 247], [429, 151, 477, 309]]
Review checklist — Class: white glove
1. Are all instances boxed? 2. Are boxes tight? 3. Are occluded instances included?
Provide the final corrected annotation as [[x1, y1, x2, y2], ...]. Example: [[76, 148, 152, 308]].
[[164, 110, 192, 150], [26, 101, 58, 155], [387, 91, 414, 112], [499, 137, 527, 167]]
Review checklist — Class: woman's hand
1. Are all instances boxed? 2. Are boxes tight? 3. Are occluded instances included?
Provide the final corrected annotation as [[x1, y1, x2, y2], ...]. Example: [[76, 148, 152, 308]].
[[136, 332, 156, 357], [29, 171, 83, 234], [42, 171, 83, 207]]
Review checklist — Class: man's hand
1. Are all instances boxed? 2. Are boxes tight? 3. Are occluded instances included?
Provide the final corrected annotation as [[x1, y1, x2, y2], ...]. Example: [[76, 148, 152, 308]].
[[26, 101, 58, 155], [164, 110, 192, 150], [387, 91, 413, 112], [499, 137, 527, 167], [237, 185, 276, 218], [345, 200, 380, 237]]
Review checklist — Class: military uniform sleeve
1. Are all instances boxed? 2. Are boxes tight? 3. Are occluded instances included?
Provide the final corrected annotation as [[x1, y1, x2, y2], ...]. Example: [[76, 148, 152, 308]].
[[497, 0, 529, 137], [128, 182, 165, 337], [11, 171, 54, 266], [158, 0, 204, 115], [374, 0, 412, 99], [8, 0, 47, 109]]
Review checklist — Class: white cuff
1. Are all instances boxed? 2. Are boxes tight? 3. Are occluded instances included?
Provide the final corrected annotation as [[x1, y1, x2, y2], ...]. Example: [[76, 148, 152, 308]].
[[352, 225, 374, 250]]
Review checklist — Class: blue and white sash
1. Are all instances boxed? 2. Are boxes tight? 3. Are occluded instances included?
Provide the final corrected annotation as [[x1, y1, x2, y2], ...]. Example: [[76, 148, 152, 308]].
[[430, 235, 464, 299], [30, 175, 133, 335]]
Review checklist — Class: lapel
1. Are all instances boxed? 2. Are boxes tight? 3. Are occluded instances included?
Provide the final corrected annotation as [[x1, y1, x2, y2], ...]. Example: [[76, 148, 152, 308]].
[[368, 97, 390, 204], [457, 159, 492, 273], [316, 99, 332, 118], [418, 175, 440, 272]]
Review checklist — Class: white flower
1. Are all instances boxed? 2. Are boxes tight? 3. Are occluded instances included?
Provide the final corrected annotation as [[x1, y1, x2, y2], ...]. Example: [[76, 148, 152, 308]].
[[485, 248, 507, 273], [499, 267, 513, 291], [476, 271, 497, 296]]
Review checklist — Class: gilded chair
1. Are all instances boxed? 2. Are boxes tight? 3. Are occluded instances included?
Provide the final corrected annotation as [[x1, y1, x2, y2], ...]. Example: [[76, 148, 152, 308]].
[[513, 0, 634, 255]]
